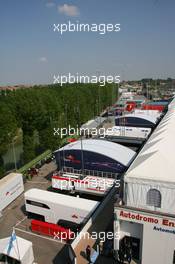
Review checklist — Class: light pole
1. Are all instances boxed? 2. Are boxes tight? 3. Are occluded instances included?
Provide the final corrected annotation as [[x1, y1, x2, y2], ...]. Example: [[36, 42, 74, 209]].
[[96, 70, 101, 126], [80, 133, 84, 179], [12, 138, 17, 171], [8, 133, 17, 171]]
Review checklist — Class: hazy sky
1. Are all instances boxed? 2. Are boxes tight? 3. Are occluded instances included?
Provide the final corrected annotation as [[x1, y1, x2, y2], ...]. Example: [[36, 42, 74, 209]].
[[0, 0, 175, 85]]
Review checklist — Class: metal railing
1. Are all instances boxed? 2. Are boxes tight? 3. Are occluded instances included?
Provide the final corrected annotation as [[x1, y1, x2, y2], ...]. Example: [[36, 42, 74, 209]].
[[60, 166, 119, 179]]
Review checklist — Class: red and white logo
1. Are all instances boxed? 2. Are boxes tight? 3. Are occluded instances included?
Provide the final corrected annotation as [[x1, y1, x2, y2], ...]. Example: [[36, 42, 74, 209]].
[[72, 214, 78, 219]]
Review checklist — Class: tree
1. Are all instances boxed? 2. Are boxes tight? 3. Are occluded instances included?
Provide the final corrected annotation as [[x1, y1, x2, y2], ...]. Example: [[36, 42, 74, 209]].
[[0, 83, 116, 176], [0, 102, 18, 177]]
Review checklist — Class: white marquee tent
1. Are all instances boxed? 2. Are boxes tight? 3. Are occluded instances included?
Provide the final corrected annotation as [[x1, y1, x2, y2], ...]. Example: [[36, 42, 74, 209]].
[[57, 139, 136, 167], [124, 97, 175, 214], [0, 235, 34, 264]]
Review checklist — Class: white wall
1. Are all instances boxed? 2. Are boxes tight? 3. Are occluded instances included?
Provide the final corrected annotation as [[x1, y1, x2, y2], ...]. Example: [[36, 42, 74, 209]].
[[142, 223, 175, 264], [125, 182, 175, 215], [0, 173, 24, 211]]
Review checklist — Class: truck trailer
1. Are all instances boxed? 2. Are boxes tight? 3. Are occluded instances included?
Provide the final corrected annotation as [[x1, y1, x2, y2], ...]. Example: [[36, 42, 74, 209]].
[[105, 126, 152, 139], [0, 172, 24, 212], [24, 188, 99, 225]]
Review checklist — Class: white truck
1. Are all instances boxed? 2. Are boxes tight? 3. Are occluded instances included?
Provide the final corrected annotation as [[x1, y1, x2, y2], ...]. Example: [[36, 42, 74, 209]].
[[0, 172, 24, 212], [106, 126, 151, 139], [24, 188, 99, 225]]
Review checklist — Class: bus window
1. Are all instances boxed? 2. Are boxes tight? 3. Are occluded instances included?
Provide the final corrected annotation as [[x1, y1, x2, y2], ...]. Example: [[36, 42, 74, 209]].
[[26, 200, 50, 209]]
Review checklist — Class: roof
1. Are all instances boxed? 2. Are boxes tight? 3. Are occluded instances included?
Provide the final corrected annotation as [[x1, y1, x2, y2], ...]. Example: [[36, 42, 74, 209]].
[[133, 109, 161, 118], [118, 95, 146, 102], [125, 97, 175, 184], [0, 173, 22, 189], [115, 113, 158, 124], [56, 139, 136, 166], [132, 95, 146, 101], [0, 236, 33, 263], [147, 101, 168, 106], [25, 188, 99, 211]]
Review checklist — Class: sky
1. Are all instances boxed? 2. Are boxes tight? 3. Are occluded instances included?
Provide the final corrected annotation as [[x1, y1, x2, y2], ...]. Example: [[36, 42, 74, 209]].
[[0, 0, 175, 85]]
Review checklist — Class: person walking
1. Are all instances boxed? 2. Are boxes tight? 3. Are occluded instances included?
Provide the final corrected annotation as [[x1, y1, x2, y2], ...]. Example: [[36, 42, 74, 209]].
[[118, 248, 124, 264], [99, 240, 103, 255], [126, 242, 132, 264], [86, 245, 91, 263]]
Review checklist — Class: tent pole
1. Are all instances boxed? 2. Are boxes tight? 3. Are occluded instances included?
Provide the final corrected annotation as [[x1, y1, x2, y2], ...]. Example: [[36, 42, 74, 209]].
[[13, 228, 20, 262]]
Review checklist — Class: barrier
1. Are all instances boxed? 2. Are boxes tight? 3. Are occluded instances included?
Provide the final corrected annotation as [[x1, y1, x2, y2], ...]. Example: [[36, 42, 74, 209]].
[[31, 220, 75, 242]]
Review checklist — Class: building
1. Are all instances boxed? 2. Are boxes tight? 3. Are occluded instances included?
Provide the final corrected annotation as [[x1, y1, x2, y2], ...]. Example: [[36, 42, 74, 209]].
[[117, 94, 146, 107], [114, 97, 175, 264]]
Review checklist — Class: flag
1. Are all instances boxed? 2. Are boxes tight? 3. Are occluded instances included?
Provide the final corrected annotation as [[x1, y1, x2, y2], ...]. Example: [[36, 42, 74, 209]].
[[7, 230, 17, 255], [91, 250, 98, 263]]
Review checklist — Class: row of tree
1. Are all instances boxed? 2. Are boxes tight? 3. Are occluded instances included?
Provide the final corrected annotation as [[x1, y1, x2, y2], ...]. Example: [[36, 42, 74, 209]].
[[0, 83, 118, 177]]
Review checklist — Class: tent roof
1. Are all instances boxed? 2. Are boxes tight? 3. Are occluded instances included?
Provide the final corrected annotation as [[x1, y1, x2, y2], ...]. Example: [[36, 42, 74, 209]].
[[56, 139, 136, 166], [125, 97, 175, 184], [0, 236, 32, 261]]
